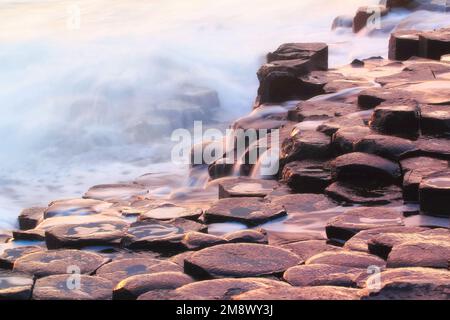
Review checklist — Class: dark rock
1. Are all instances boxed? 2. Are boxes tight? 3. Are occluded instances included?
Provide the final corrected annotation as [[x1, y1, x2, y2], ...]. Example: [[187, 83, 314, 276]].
[[18, 207, 45, 230], [184, 243, 301, 278], [294, 71, 343, 99], [419, 29, 450, 61], [283, 264, 364, 287], [223, 229, 268, 244], [331, 15, 353, 30], [13, 249, 108, 277], [387, 240, 450, 268], [139, 203, 202, 221], [281, 240, 341, 261], [330, 152, 402, 184], [45, 220, 129, 249], [332, 126, 372, 155], [368, 228, 449, 259], [182, 232, 227, 250], [84, 183, 148, 202], [358, 88, 415, 109], [415, 137, 450, 160], [267, 43, 328, 65], [0, 246, 44, 269], [344, 226, 427, 252], [306, 250, 386, 269], [326, 207, 404, 242], [389, 30, 421, 61], [360, 267, 450, 300], [326, 181, 403, 205], [113, 272, 194, 300], [354, 134, 416, 160], [208, 158, 235, 180], [400, 156, 448, 173], [0, 270, 34, 300], [122, 219, 207, 252], [370, 104, 420, 136], [323, 78, 373, 93], [204, 197, 286, 226], [95, 257, 182, 286], [281, 160, 332, 193], [420, 105, 450, 136], [234, 285, 360, 300], [281, 130, 331, 164], [287, 101, 358, 122], [218, 177, 279, 199], [12, 229, 45, 241], [419, 169, 450, 216], [353, 5, 389, 33], [269, 193, 337, 214], [32, 275, 113, 300], [169, 251, 195, 267], [44, 198, 112, 218], [381, 0, 415, 9]]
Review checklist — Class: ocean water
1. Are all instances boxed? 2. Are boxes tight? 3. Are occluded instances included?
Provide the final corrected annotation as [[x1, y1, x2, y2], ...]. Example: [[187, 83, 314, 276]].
[[0, 0, 448, 229]]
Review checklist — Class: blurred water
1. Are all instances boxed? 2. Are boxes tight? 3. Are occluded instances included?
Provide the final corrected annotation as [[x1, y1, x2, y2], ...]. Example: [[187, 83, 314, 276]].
[[0, 0, 448, 229]]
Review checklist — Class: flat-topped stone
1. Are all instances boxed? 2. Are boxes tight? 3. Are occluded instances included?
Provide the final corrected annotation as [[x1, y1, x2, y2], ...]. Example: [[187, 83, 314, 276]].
[[326, 207, 404, 242], [354, 134, 416, 161], [419, 29, 450, 60], [370, 105, 420, 136], [287, 101, 358, 122], [234, 285, 360, 300], [389, 30, 421, 61], [32, 275, 113, 300], [84, 183, 148, 202], [113, 272, 194, 300], [281, 130, 331, 164], [45, 219, 129, 249], [139, 203, 202, 221], [281, 160, 332, 193], [361, 267, 450, 300], [283, 264, 364, 287], [0, 270, 34, 300], [419, 169, 450, 216], [204, 197, 286, 226], [267, 43, 328, 64], [387, 240, 450, 269], [13, 249, 108, 277], [223, 229, 268, 244], [44, 198, 113, 218], [332, 126, 372, 155], [269, 193, 337, 214], [182, 232, 227, 250], [95, 257, 182, 286], [18, 207, 45, 230], [185, 243, 301, 278], [420, 105, 450, 136], [326, 181, 403, 205], [281, 240, 341, 261], [415, 137, 450, 160], [318, 113, 368, 136], [218, 177, 279, 199], [0, 246, 44, 269], [306, 250, 386, 269]]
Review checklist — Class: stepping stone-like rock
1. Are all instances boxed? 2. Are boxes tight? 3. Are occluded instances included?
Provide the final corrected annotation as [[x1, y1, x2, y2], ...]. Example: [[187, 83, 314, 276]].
[[370, 105, 420, 136], [295, 71, 343, 98], [415, 137, 450, 160], [419, 29, 450, 61], [281, 160, 332, 193], [281, 240, 341, 261], [358, 88, 415, 110], [32, 275, 113, 300], [269, 193, 337, 214], [330, 152, 401, 184], [204, 197, 286, 226], [95, 258, 182, 286], [13, 249, 108, 277], [121, 219, 206, 252], [113, 272, 194, 300], [344, 226, 426, 253], [45, 220, 129, 249], [332, 126, 371, 155], [0, 246, 44, 269], [283, 264, 364, 287], [234, 285, 360, 300], [318, 113, 368, 136], [169, 251, 195, 267], [185, 243, 301, 278], [44, 198, 112, 218], [400, 156, 448, 174], [353, 5, 388, 33], [137, 277, 289, 300], [223, 229, 268, 244], [360, 267, 450, 300], [306, 251, 386, 269], [12, 229, 45, 241], [267, 43, 328, 65], [403, 164, 449, 202], [354, 134, 416, 161], [389, 30, 421, 61], [267, 230, 326, 246], [368, 228, 449, 259], [419, 170, 450, 216], [326, 207, 404, 242], [387, 240, 450, 269], [18, 207, 45, 230], [218, 177, 279, 199], [182, 232, 227, 250], [139, 203, 202, 221], [281, 130, 331, 164], [84, 183, 148, 202], [420, 105, 450, 136], [326, 181, 403, 205], [0, 270, 34, 300], [287, 101, 358, 122]]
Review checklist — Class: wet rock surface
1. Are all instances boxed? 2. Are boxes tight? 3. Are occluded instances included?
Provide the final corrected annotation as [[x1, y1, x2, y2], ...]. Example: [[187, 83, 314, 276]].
[[283, 264, 364, 287], [282, 160, 332, 193], [0, 246, 44, 269], [306, 250, 386, 269], [18, 207, 45, 230], [218, 177, 279, 198], [185, 243, 301, 278], [0, 270, 34, 300]]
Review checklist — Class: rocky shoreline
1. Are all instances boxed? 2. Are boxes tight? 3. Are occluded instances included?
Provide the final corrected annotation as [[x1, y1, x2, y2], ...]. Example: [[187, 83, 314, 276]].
[[1, 2, 450, 301]]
